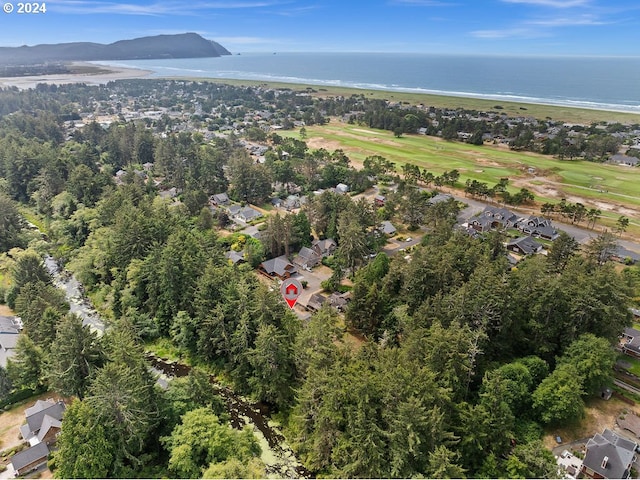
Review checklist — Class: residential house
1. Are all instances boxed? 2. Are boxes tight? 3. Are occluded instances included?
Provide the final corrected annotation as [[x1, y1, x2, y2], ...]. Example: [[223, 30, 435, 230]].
[[293, 247, 322, 270], [622, 328, 640, 359], [380, 221, 397, 236], [227, 204, 242, 217], [622, 327, 640, 344], [469, 206, 519, 232], [115, 169, 127, 185], [335, 183, 350, 194], [610, 246, 640, 265], [259, 256, 298, 280], [506, 236, 544, 256], [283, 195, 301, 210], [20, 399, 66, 446], [11, 399, 66, 476], [305, 293, 327, 312], [580, 429, 637, 479], [237, 206, 262, 223], [328, 292, 351, 312], [609, 154, 639, 167], [0, 315, 21, 367], [225, 251, 245, 265], [312, 238, 337, 258], [518, 215, 559, 240], [11, 442, 49, 477], [428, 193, 454, 205], [158, 187, 178, 200], [211, 193, 230, 206]]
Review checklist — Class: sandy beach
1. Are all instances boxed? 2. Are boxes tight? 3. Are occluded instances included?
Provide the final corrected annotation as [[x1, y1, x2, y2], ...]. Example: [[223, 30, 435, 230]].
[[0, 62, 153, 89]]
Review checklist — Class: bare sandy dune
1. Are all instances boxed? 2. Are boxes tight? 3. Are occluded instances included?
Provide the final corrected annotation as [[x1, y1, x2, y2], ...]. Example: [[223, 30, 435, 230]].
[[0, 62, 152, 89]]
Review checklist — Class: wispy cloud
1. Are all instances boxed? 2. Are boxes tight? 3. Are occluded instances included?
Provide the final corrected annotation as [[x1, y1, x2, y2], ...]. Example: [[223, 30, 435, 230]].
[[527, 14, 607, 26], [470, 27, 548, 39], [275, 5, 321, 17], [391, 0, 456, 6], [501, 0, 591, 7], [474, 0, 608, 40], [48, 0, 284, 16]]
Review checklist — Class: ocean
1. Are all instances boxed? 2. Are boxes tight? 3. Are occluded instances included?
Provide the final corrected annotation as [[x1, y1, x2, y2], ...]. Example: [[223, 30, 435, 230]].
[[93, 53, 640, 113]]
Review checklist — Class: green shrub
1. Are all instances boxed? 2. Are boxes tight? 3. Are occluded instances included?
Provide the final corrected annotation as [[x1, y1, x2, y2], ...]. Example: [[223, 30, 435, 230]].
[[0, 387, 44, 410]]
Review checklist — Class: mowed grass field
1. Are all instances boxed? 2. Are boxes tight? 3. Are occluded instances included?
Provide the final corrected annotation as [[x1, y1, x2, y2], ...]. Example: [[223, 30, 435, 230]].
[[282, 122, 640, 231]]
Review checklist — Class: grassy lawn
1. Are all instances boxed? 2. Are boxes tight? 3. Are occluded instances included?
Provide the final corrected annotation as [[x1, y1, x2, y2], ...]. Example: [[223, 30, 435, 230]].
[[16, 206, 45, 229], [296, 123, 640, 204], [282, 123, 640, 237], [543, 396, 634, 451], [618, 353, 640, 377]]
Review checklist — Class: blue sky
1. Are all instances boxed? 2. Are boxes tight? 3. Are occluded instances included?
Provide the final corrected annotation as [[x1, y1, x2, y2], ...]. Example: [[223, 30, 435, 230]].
[[1, 0, 639, 55]]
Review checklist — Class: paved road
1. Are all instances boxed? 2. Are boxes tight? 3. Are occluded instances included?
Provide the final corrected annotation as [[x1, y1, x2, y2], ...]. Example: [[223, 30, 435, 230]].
[[447, 188, 640, 252], [614, 378, 640, 396]]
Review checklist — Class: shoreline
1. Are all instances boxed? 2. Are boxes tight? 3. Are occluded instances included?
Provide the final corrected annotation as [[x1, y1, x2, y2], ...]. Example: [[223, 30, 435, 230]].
[[1, 60, 638, 123], [165, 76, 640, 124], [0, 61, 152, 89]]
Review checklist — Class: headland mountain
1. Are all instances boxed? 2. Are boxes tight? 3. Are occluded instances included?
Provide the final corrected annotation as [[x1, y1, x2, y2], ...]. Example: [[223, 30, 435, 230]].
[[0, 33, 231, 66]]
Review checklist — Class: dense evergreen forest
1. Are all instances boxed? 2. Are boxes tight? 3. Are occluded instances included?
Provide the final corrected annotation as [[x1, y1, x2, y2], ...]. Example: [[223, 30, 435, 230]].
[[0, 80, 638, 478]]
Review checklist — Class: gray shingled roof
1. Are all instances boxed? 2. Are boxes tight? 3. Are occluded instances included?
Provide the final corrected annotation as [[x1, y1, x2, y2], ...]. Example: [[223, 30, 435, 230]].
[[25, 401, 65, 437], [380, 221, 397, 235], [25, 400, 52, 418], [507, 236, 543, 255], [11, 442, 49, 472], [582, 429, 636, 479], [0, 333, 19, 350], [260, 256, 297, 278], [0, 316, 20, 334], [37, 415, 62, 442], [225, 251, 245, 265]]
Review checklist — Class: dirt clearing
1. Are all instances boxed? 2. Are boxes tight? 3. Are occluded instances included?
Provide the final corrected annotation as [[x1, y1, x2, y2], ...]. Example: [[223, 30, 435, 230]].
[[543, 397, 637, 450]]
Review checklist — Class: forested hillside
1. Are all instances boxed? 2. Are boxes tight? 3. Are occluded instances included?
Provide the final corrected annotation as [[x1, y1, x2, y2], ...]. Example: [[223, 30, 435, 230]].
[[0, 80, 638, 478]]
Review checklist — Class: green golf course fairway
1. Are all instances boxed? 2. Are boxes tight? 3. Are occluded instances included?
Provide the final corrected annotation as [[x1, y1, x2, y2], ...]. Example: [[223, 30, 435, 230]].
[[283, 123, 640, 233]]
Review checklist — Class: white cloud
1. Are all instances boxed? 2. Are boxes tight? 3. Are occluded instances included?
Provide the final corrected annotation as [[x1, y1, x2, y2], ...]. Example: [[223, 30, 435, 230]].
[[501, 0, 591, 7], [47, 0, 284, 16], [527, 15, 607, 26], [391, 0, 456, 6], [470, 27, 548, 38]]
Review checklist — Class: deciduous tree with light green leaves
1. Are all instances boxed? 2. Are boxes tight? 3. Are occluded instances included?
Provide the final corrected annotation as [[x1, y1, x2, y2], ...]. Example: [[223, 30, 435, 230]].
[[532, 363, 584, 425], [162, 407, 262, 479]]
